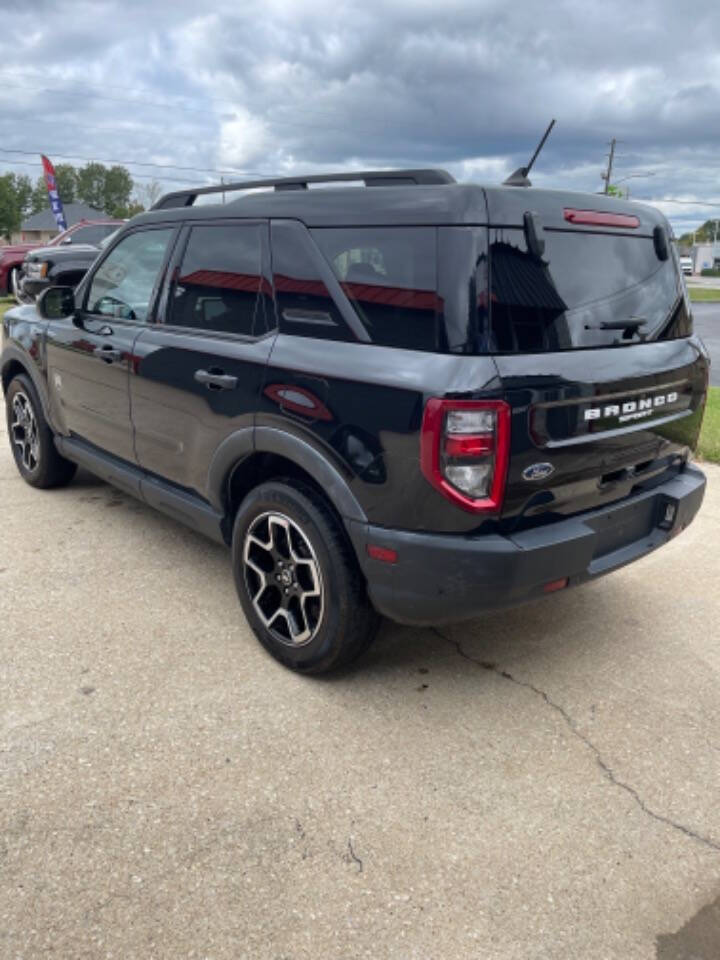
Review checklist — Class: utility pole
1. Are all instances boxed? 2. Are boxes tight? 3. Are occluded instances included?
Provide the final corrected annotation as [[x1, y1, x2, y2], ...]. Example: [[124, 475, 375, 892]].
[[221, 176, 225, 205], [602, 138, 617, 195]]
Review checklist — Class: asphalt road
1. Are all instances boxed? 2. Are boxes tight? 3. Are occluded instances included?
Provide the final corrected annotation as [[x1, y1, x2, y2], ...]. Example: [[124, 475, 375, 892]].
[[693, 302, 720, 387], [1, 418, 720, 959]]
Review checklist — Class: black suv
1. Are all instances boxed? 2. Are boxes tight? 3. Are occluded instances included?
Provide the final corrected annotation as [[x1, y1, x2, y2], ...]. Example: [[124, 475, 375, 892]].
[[1, 169, 709, 673]]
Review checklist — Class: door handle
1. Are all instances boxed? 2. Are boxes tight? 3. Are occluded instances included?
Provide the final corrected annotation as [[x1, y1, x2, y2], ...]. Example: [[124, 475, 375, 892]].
[[94, 345, 122, 363], [194, 369, 238, 390]]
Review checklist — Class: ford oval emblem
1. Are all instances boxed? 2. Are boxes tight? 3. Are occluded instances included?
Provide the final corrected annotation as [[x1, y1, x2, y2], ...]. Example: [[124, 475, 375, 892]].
[[522, 462, 555, 482]]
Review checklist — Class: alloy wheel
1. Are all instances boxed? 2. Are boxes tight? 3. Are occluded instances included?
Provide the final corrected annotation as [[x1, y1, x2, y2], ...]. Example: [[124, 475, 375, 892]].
[[242, 511, 324, 646], [10, 391, 40, 472]]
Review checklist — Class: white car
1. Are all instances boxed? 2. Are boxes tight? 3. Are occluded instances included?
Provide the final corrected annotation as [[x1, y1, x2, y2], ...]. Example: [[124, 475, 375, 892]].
[[679, 255, 693, 276]]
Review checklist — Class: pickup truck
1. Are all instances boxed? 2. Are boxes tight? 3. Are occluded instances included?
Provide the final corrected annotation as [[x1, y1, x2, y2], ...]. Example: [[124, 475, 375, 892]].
[[0, 219, 122, 300], [19, 229, 119, 301]]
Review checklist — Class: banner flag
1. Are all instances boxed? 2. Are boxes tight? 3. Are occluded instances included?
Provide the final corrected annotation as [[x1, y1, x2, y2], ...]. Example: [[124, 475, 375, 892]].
[[41, 154, 68, 232]]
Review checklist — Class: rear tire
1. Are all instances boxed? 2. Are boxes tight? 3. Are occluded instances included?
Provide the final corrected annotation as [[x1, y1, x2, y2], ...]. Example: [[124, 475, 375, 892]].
[[5, 374, 77, 488], [232, 479, 380, 674]]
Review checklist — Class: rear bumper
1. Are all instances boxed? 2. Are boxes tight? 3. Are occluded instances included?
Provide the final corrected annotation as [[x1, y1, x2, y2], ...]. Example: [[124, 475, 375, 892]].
[[349, 464, 706, 626]]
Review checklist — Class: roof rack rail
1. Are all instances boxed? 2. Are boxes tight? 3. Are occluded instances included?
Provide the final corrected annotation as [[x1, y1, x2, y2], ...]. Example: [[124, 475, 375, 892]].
[[151, 169, 456, 210]]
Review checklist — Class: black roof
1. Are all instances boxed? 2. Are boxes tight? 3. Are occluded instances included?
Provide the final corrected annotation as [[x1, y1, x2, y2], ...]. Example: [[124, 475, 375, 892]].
[[131, 168, 667, 232], [133, 182, 488, 228]]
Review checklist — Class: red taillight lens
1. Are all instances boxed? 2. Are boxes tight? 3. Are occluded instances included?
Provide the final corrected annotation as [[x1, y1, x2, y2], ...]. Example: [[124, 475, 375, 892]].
[[420, 399, 511, 513], [563, 208, 640, 229], [443, 434, 494, 458]]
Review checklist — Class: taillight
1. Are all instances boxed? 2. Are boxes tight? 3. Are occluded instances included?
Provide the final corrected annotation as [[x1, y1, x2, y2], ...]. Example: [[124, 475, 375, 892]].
[[420, 399, 511, 513]]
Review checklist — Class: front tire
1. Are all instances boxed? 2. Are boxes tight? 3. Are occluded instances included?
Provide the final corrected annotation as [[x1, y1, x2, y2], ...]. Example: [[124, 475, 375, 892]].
[[232, 480, 379, 674], [5, 374, 77, 488]]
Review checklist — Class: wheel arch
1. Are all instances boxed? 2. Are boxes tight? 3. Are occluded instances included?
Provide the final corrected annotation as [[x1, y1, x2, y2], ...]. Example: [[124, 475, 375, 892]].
[[1, 348, 54, 424], [1, 357, 28, 396], [209, 426, 367, 536]]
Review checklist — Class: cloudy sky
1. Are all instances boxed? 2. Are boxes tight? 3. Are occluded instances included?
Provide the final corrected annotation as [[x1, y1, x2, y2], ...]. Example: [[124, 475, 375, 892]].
[[1, 0, 719, 235]]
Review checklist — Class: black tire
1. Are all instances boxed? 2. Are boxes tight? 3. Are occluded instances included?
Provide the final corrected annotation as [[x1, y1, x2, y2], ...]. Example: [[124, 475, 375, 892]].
[[231, 479, 380, 674], [5, 374, 77, 488]]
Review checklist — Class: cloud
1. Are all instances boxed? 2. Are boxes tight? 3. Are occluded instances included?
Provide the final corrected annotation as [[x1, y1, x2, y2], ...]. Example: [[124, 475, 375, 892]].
[[0, 0, 719, 233]]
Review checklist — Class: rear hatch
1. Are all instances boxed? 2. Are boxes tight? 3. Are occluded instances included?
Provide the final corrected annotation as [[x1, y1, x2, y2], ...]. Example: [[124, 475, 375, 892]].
[[482, 187, 709, 528]]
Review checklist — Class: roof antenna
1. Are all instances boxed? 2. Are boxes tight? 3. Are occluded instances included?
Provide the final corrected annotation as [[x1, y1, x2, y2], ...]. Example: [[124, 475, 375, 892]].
[[503, 119, 556, 187]]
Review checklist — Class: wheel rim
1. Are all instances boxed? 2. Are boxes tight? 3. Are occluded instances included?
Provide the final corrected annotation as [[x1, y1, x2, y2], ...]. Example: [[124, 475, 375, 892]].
[[242, 511, 324, 647], [10, 391, 40, 472]]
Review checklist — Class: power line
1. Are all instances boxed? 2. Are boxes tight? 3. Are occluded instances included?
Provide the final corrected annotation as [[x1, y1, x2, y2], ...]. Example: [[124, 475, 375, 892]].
[[0, 156, 209, 185], [0, 147, 262, 178], [0, 69, 339, 124], [638, 197, 720, 209]]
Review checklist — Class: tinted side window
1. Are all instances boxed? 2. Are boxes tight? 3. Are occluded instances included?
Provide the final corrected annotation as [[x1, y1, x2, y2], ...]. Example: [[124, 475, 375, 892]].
[[312, 227, 439, 351], [271, 222, 352, 341], [168, 224, 264, 336], [72, 224, 118, 246], [86, 228, 174, 321]]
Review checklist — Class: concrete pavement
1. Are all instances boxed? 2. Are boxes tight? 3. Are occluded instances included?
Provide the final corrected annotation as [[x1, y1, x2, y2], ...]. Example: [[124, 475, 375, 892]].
[[1, 415, 719, 960]]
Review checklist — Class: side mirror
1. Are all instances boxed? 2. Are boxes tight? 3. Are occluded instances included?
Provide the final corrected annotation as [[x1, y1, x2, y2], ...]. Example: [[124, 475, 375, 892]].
[[61, 237, 73, 245], [36, 286, 75, 320]]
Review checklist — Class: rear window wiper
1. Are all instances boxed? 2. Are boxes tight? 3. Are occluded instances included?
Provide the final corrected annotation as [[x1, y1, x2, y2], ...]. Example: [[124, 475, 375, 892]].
[[585, 317, 647, 331]]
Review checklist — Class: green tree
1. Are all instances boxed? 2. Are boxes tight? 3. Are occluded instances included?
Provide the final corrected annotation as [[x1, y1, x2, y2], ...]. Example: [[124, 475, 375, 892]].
[[13, 173, 33, 220], [121, 201, 146, 219], [102, 165, 134, 217], [678, 219, 720, 246], [76, 162, 108, 210], [0, 173, 34, 240], [25, 160, 141, 221]]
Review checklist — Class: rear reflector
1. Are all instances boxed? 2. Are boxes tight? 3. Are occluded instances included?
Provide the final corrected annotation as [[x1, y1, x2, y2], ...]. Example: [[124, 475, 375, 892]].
[[367, 544, 398, 564], [443, 435, 495, 458], [563, 208, 639, 229], [543, 577, 569, 593]]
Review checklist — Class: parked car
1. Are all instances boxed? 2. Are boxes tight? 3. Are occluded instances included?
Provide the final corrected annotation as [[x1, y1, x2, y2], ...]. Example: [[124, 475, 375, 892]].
[[1, 170, 709, 674], [0, 219, 122, 300], [679, 255, 694, 276], [19, 228, 120, 301]]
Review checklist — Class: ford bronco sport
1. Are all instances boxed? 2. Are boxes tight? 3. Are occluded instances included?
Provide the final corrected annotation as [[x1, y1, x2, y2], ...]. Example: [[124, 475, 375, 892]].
[[1, 169, 709, 673]]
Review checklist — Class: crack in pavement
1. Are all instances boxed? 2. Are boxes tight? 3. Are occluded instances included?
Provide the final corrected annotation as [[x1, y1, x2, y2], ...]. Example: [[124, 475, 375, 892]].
[[434, 628, 720, 855], [347, 838, 363, 873]]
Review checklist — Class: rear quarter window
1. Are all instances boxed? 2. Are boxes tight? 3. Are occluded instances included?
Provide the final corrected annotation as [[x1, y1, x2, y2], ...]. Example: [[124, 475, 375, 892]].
[[312, 227, 440, 351]]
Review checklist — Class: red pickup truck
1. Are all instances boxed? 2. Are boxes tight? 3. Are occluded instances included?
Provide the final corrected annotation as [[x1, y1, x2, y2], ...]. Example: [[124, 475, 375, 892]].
[[0, 219, 122, 299]]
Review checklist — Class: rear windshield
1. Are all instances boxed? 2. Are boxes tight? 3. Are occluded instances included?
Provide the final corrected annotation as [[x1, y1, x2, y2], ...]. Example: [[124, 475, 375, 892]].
[[488, 228, 691, 352], [69, 224, 118, 246], [310, 225, 691, 354]]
